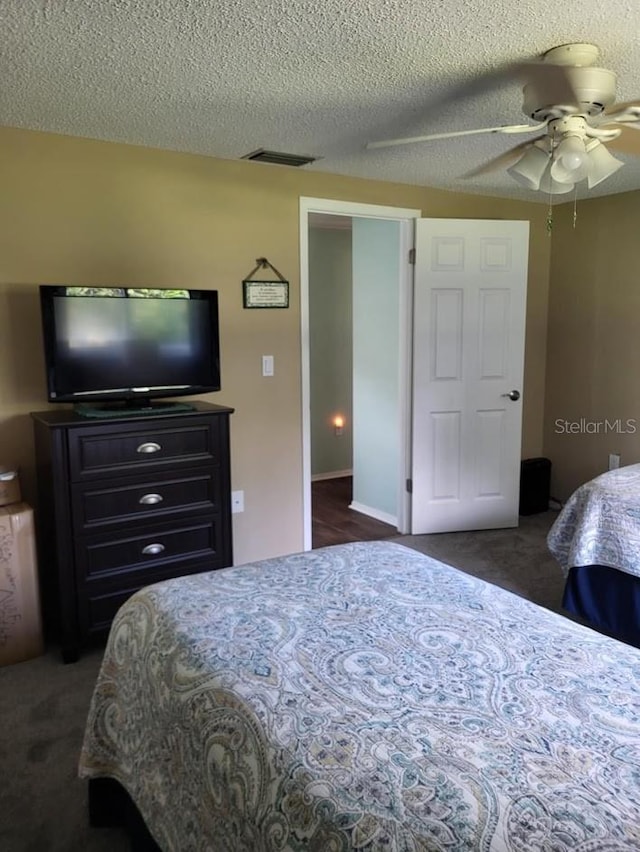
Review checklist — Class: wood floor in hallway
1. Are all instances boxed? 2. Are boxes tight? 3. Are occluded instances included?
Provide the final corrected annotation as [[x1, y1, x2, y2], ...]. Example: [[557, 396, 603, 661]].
[[311, 476, 397, 549]]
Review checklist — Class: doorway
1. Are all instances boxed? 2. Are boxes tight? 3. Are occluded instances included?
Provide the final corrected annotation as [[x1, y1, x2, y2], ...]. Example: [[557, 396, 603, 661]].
[[300, 198, 420, 551]]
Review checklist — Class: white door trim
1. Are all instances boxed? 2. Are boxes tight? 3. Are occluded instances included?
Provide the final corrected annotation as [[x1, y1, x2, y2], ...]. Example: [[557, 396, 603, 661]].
[[299, 197, 421, 551]]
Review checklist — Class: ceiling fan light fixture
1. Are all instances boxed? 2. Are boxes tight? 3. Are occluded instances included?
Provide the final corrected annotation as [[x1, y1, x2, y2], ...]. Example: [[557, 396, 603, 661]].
[[585, 139, 624, 187], [538, 169, 575, 194], [549, 134, 590, 183], [506, 144, 551, 190]]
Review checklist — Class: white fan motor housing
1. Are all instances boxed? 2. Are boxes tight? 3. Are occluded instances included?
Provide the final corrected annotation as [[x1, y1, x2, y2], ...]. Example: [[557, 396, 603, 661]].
[[523, 66, 617, 120]]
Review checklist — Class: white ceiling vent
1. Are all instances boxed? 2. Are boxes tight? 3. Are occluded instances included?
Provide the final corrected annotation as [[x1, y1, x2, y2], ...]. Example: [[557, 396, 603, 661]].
[[241, 149, 318, 167]]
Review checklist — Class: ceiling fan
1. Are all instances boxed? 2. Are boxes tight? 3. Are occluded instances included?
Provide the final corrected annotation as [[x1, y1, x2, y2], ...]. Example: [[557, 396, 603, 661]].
[[366, 44, 640, 194]]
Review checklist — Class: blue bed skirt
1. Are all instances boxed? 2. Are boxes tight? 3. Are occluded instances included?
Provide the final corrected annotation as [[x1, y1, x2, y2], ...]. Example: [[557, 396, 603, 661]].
[[563, 565, 640, 648]]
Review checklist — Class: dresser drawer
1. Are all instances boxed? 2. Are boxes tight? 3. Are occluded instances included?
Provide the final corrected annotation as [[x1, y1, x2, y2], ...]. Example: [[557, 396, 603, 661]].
[[76, 518, 223, 581], [68, 417, 221, 481], [84, 585, 142, 635], [81, 561, 218, 636], [71, 469, 220, 531]]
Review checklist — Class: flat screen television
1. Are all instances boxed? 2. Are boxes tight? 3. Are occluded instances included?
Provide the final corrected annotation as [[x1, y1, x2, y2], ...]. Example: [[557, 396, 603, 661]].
[[39, 286, 221, 410]]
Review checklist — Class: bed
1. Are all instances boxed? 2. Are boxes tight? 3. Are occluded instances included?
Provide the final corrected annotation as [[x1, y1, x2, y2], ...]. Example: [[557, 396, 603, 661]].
[[548, 463, 640, 647], [80, 540, 640, 851]]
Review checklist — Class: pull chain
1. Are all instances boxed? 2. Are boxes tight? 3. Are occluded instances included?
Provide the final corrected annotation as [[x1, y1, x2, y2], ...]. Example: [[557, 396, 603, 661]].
[[546, 137, 555, 235], [546, 183, 554, 235]]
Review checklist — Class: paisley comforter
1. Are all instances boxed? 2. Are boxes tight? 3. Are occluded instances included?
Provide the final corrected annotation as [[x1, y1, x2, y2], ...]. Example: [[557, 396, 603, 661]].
[[79, 541, 640, 851], [548, 463, 640, 578]]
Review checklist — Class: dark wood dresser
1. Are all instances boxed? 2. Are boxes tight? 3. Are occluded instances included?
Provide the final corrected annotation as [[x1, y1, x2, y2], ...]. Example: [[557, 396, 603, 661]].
[[31, 402, 233, 662]]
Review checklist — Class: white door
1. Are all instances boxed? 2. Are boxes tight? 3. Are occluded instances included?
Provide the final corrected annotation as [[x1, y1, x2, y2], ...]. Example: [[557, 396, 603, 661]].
[[411, 218, 529, 534]]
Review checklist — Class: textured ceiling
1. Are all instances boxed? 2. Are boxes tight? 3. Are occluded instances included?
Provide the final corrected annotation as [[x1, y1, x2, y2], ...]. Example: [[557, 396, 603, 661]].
[[4, 0, 640, 203]]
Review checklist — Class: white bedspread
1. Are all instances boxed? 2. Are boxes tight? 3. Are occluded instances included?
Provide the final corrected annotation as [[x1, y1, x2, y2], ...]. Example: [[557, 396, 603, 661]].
[[548, 463, 640, 578], [80, 541, 640, 850]]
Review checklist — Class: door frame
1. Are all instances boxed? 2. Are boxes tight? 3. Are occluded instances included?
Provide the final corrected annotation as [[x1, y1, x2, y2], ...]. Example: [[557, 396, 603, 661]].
[[299, 197, 421, 550]]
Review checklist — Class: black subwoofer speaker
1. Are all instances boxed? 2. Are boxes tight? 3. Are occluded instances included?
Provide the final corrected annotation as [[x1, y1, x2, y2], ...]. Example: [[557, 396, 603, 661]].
[[519, 457, 551, 515]]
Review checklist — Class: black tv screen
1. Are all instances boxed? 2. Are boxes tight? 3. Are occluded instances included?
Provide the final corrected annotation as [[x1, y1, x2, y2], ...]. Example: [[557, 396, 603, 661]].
[[39, 286, 221, 406]]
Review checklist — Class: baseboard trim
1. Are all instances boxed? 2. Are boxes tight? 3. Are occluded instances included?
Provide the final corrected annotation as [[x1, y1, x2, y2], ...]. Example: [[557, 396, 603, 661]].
[[349, 500, 397, 527], [311, 469, 353, 482]]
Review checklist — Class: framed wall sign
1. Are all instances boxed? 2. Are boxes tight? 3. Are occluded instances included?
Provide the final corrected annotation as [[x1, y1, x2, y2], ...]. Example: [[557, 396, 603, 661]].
[[242, 257, 289, 309], [243, 279, 289, 309]]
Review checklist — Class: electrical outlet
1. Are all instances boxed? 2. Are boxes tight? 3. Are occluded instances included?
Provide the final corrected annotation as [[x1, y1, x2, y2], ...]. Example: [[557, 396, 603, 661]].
[[231, 490, 244, 513], [608, 453, 620, 470]]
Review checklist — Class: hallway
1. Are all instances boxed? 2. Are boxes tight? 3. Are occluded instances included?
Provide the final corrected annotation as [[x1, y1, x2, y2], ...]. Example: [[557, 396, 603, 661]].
[[311, 476, 397, 549]]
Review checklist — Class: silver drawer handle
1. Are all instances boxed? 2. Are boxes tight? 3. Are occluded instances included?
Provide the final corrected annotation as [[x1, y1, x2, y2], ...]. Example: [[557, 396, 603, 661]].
[[136, 442, 161, 454], [142, 543, 165, 556], [139, 493, 163, 505]]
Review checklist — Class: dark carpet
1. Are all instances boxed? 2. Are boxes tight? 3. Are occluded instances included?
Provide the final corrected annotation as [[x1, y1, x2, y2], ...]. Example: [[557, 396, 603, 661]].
[[0, 644, 128, 852], [392, 511, 565, 615], [1, 511, 566, 851]]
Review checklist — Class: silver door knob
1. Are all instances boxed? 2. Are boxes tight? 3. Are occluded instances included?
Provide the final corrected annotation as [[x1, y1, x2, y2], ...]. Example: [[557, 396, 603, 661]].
[[501, 390, 520, 401]]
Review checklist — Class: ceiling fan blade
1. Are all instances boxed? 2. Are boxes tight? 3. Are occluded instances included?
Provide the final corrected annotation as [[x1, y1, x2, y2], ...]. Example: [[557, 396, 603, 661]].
[[462, 136, 546, 178], [606, 124, 640, 157], [366, 50, 581, 153], [420, 54, 580, 115], [366, 122, 546, 151], [604, 100, 640, 119], [598, 102, 640, 130]]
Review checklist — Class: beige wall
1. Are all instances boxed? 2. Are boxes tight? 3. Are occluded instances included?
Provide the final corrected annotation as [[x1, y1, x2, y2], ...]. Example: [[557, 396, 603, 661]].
[[544, 191, 640, 500], [0, 126, 551, 563]]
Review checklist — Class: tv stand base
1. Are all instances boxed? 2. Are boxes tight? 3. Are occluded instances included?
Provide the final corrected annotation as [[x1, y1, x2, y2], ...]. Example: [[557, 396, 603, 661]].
[[74, 401, 195, 418]]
